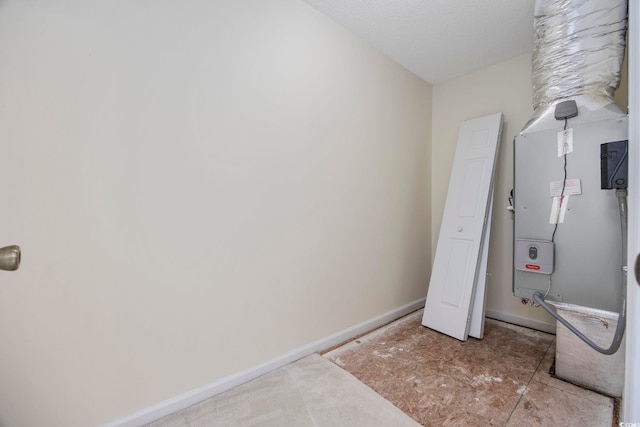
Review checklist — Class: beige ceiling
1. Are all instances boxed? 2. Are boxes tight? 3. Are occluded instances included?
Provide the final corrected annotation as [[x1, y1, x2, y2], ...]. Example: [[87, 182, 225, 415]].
[[302, 0, 535, 84]]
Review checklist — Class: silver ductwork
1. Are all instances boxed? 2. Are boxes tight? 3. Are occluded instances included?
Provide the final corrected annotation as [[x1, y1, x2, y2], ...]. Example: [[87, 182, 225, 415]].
[[529, 0, 627, 126]]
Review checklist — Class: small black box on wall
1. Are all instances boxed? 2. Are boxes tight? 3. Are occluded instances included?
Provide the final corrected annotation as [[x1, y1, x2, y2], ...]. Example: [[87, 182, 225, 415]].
[[600, 140, 628, 189]]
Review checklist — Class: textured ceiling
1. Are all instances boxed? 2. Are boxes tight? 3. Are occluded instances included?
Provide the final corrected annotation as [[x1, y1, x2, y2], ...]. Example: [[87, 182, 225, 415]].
[[302, 0, 535, 84]]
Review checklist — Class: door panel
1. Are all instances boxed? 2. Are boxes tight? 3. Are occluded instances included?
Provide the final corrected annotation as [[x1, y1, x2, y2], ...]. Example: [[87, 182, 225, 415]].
[[468, 184, 495, 339], [440, 238, 474, 307], [423, 113, 502, 341]]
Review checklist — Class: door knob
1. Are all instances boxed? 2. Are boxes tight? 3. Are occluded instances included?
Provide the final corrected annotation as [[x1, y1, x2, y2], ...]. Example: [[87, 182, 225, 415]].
[[0, 245, 20, 271]]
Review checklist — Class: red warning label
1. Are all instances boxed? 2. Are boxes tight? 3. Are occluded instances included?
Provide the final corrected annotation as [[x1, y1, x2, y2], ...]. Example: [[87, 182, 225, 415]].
[[525, 264, 541, 271]]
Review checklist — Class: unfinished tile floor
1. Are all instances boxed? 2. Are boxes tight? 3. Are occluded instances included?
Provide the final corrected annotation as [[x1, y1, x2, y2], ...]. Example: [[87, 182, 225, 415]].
[[323, 309, 616, 427]]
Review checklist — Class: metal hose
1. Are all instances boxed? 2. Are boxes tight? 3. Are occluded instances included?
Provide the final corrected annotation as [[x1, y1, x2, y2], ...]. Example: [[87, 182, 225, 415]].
[[533, 188, 627, 355]]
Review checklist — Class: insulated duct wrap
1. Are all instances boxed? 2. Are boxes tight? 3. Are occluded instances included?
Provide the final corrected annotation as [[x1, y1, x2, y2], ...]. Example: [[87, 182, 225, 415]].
[[532, 0, 627, 112]]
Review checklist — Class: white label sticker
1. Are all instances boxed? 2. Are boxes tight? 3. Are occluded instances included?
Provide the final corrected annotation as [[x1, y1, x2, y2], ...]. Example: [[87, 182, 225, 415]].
[[549, 195, 569, 224], [557, 128, 573, 156], [550, 179, 581, 197]]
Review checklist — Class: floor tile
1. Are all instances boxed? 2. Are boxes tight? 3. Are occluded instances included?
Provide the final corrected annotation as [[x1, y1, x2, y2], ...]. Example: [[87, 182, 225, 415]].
[[506, 379, 613, 427]]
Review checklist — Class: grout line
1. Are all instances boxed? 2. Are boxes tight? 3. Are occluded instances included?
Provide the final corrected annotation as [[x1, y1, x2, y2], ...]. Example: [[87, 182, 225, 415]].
[[504, 339, 554, 425]]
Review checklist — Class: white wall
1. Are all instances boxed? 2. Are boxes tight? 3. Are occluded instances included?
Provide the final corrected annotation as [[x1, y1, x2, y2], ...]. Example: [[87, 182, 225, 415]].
[[0, 1, 432, 426], [431, 52, 629, 332]]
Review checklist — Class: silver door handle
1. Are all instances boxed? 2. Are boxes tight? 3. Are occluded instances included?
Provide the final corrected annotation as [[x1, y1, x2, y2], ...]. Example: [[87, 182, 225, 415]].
[[0, 245, 20, 271]]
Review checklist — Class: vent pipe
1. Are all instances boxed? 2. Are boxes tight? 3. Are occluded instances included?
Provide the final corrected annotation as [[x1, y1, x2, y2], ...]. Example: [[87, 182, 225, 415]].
[[531, 0, 627, 116]]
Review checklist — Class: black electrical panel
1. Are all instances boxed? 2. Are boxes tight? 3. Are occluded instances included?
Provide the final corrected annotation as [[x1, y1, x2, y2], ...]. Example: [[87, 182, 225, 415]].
[[600, 140, 628, 189]]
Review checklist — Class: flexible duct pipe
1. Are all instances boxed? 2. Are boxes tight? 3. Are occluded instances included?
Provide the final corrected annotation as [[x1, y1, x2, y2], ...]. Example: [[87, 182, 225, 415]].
[[532, 0, 627, 113]]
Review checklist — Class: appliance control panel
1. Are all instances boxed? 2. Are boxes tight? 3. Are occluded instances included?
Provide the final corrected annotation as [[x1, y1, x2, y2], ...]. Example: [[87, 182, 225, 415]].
[[515, 239, 554, 274]]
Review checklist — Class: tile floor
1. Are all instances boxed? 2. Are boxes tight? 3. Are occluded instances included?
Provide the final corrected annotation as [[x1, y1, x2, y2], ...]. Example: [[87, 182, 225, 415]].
[[323, 310, 615, 427]]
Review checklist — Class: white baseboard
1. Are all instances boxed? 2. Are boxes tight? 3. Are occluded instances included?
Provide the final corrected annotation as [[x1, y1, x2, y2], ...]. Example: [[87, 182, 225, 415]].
[[102, 298, 426, 427], [485, 309, 556, 334]]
